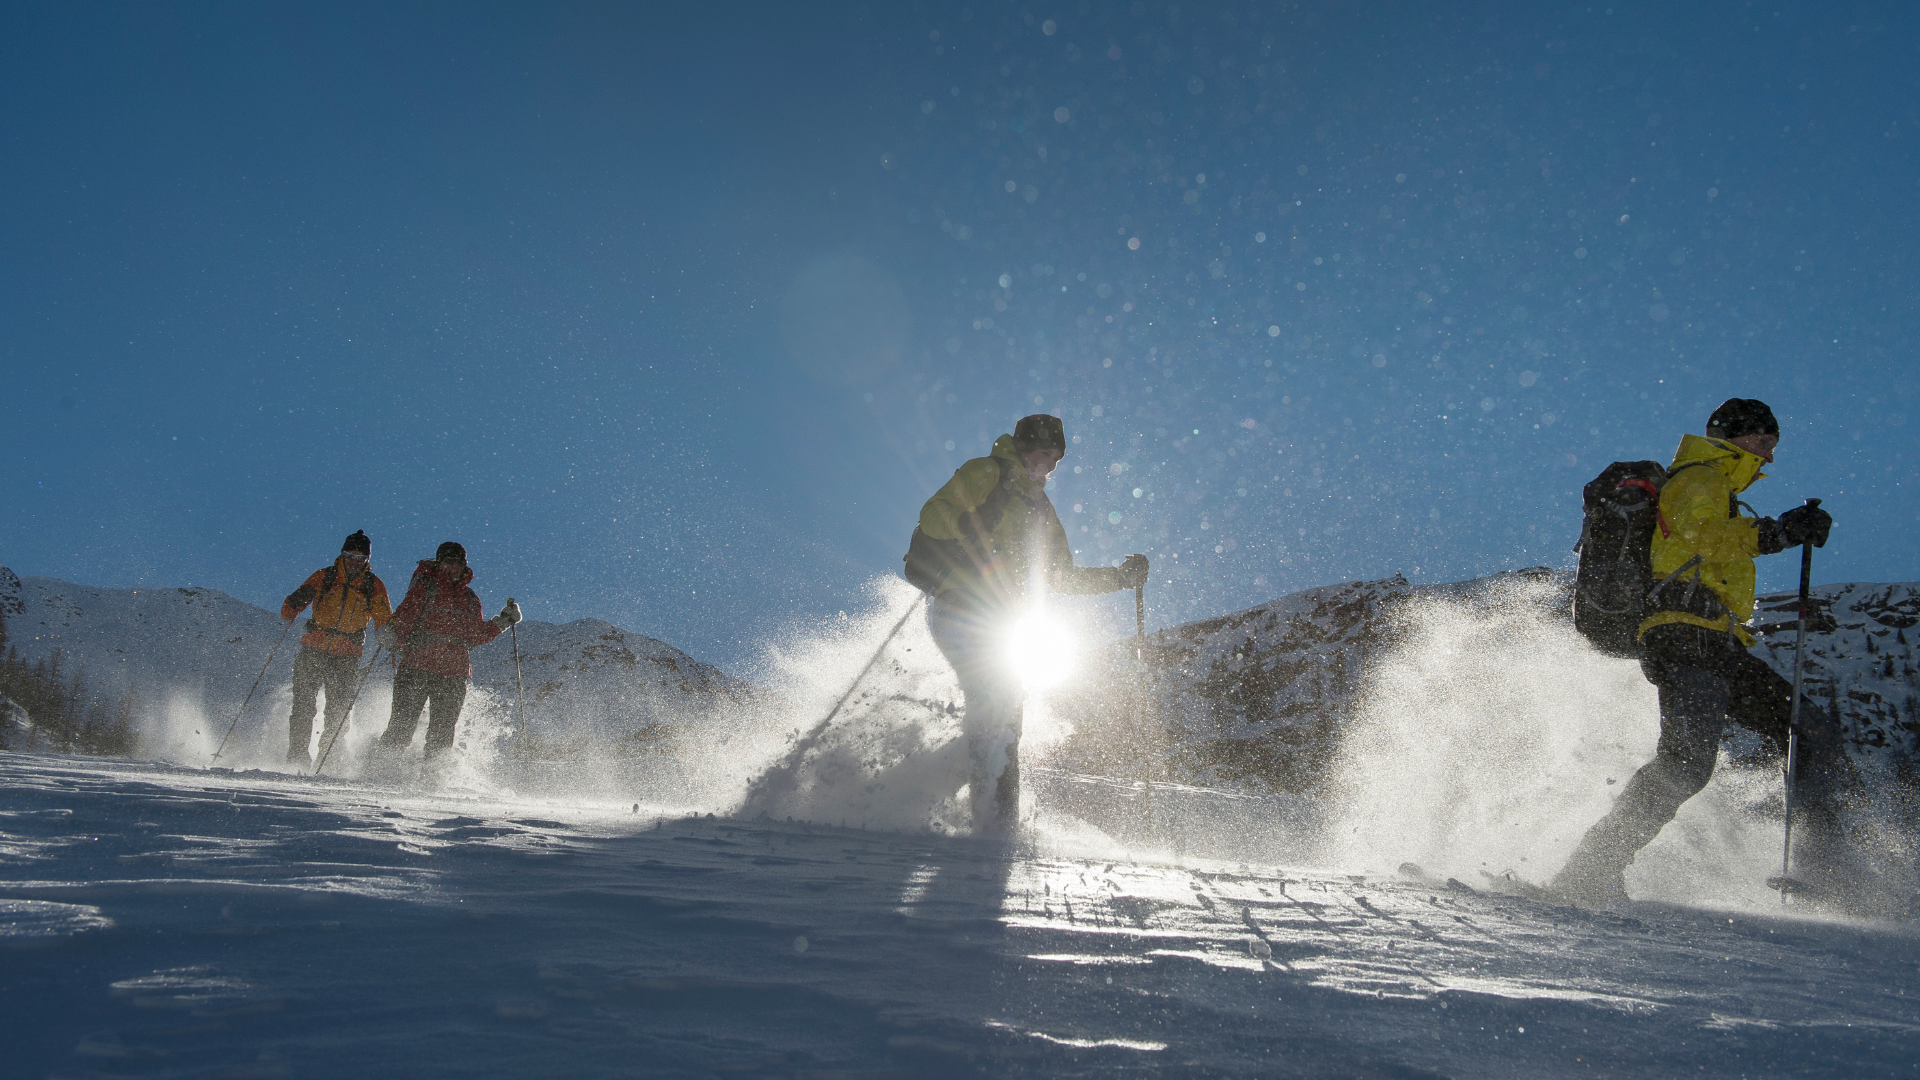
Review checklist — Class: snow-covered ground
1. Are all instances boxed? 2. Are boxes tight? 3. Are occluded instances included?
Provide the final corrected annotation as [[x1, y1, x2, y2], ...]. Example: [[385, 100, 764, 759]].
[[4, 751, 1919, 1078], [7, 568, 1920, 1075]]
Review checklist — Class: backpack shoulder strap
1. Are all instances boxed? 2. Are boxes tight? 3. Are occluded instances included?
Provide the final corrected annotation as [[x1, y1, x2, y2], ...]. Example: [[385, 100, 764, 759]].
[[964, 456, 1021, 539]]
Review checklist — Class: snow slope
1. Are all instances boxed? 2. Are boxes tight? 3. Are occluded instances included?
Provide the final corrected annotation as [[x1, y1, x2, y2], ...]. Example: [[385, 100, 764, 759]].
[[3, 751, 1918, 1079]]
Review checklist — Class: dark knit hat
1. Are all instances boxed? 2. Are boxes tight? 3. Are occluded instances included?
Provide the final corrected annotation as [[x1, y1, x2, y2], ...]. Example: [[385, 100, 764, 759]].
[[341, 530, 371, 556], [435, 541, 467, 564], [1706, 398, 1779, 441], [1012, 413, 1067, 454]]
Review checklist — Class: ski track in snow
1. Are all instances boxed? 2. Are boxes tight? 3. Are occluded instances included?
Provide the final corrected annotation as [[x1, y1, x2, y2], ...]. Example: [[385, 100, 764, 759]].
[[2, 753, 1918, 1078]]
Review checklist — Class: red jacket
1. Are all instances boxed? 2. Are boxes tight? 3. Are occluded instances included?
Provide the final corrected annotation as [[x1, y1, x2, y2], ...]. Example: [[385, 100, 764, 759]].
[[390, 559, 502, 678]]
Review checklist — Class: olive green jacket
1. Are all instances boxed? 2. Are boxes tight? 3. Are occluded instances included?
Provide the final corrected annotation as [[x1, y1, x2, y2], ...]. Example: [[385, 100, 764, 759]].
[[918, 434, 1123, 608]]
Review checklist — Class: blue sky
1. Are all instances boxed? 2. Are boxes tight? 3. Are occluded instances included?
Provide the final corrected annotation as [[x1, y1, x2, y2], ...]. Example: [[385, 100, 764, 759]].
[[4, 2, 1914, 670]]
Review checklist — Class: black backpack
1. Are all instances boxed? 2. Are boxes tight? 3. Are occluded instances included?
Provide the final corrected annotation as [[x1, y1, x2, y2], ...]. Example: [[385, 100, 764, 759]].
[[1572, 459, 1717, 657], [903, 457, 1017, 594]]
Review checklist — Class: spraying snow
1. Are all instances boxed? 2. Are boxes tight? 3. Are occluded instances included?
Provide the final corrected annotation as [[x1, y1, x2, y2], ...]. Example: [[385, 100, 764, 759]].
[[1324, 573, 1814, 908]]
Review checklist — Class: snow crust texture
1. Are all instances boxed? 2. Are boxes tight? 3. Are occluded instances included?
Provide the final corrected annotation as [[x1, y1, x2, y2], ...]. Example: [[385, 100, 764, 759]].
[[3, 753, 1918, 1078]]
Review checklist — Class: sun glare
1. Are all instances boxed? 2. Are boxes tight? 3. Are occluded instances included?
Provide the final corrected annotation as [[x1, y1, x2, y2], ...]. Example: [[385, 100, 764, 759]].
[[1005, 613, 1077, 690]]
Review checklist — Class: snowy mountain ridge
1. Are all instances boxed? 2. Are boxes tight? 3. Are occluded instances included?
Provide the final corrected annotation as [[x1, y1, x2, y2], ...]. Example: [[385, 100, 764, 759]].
[[1051, 569, 1920, 794], [0, 568, 755, 765]]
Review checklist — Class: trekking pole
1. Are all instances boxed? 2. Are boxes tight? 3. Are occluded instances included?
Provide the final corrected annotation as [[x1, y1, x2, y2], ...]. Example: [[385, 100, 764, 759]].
[[209, 619, 294, 764], [313, 645, 384, 776], [508, 600, 527, 730], [1135, 584, 1154, 828], [743, 594, 925, 802], [1778, 499, 1821, 903]]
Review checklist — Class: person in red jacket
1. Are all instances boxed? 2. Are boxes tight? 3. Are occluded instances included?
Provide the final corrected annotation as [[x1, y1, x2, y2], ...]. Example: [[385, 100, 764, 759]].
[[374, 541, 520, 760], [280, 530, 392, 769]]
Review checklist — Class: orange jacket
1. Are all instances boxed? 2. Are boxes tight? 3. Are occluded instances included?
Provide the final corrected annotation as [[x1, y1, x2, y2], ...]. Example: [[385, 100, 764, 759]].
[[282, 557, 393, 657]]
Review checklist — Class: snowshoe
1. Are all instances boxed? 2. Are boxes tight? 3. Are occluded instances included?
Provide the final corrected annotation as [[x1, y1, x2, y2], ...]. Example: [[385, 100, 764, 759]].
[[1395, 862, 1480, 896]]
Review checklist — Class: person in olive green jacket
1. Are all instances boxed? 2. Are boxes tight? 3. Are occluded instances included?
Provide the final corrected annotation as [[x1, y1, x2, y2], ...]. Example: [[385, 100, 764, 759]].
[[912, 414, 1147, 834], [1553, 399, 1843, 905]]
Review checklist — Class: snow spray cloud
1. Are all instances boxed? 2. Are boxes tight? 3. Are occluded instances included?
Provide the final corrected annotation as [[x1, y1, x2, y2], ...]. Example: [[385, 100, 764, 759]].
[[1325, 574, 1828, 908], [736, 577, 975, 832], [1326, 574, 1662, 886]]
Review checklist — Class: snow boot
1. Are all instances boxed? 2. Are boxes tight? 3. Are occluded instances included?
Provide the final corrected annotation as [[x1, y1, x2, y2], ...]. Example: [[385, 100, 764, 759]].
[[1547, 860, 1630, 909]]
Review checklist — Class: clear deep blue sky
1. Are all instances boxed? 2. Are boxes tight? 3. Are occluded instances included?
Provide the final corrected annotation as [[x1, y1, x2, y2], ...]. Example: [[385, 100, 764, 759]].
[[4, 2, 1915, 670]]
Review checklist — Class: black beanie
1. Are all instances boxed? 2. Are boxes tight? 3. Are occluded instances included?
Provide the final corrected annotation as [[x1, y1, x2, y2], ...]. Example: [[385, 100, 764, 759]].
[[435, 541, 467, 564], [341, 530, 371, 556], [1012, 413, 1067, 454], [1706, 398, 1779, 441]]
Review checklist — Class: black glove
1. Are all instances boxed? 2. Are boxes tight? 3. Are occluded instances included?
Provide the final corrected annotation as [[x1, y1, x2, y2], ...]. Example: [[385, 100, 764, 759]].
[[1778, 503, 1832, 549], [1118, 554, 1150, 590], [1754, 517, 1788, 556]]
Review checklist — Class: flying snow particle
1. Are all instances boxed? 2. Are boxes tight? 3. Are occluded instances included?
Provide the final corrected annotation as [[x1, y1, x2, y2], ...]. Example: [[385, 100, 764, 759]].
[[998, 273, 1013, 288], [1108, 511, 1123, 523], [1480, 397, 1496, 411], [1127, 237, 1140, 250], [1187, 77, 1205, 95], [1109, 462, 1126, 475], [1268, 325, 1280, 336], [1372, 355, 1387, 368], [1054, 106, 1070, 123], [1255, 231, 1267, 242], [921, 100, 935, 114], [1519, 371, 1538, 387], [794, 936, 809, 953], [1132, 488, 1143, 498], [1575, 247, 1588, 259], [1042, 19, 1057, 34], [1108, 44, 1121, 60]]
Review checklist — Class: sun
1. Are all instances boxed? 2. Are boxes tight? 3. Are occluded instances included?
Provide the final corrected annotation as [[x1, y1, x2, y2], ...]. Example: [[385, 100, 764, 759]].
[[1004, 612, 1077, 690]]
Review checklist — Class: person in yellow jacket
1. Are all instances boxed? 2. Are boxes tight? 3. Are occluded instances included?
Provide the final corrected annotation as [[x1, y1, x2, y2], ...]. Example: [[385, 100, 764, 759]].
[[279, 530, 393, 769], [1553, 399, 1839, 904], [912, 414, 1147, 833]]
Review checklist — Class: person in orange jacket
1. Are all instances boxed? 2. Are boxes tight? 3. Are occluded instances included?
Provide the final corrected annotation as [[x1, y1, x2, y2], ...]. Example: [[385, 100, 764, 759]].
[[280, 530, 392, 769], [374, 541, 520, 761]]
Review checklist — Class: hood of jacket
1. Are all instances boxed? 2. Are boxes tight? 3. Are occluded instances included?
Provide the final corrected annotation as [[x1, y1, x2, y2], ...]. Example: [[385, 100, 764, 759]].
[[415, 558, 475, 590], [1671, 433, 1767, 493]]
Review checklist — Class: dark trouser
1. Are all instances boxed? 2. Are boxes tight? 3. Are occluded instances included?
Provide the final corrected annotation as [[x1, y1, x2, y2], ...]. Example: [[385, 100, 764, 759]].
[[927, 594, 1024, 833], [289, 646, 360, 760], [380, 666, 469, 755], [1557, 625, 1849, 892]]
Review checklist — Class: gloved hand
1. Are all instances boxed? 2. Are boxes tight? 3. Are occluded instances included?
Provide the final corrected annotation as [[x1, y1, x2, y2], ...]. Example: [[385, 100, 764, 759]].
[[492, 598, 523, 630], [375, 622, 399, 653], [1118, 553, 1150, 590], [1779, 502, 1832, 549]]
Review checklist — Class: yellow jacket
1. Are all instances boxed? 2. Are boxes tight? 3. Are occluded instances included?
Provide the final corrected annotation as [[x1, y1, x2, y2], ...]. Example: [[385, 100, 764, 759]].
[[919, 434, 1122, 607], [1638, 433, 1769, 646]]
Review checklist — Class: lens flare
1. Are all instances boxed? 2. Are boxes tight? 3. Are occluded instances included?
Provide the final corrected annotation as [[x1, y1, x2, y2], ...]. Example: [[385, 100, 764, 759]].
[[1005, 613, 1076, 690]]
